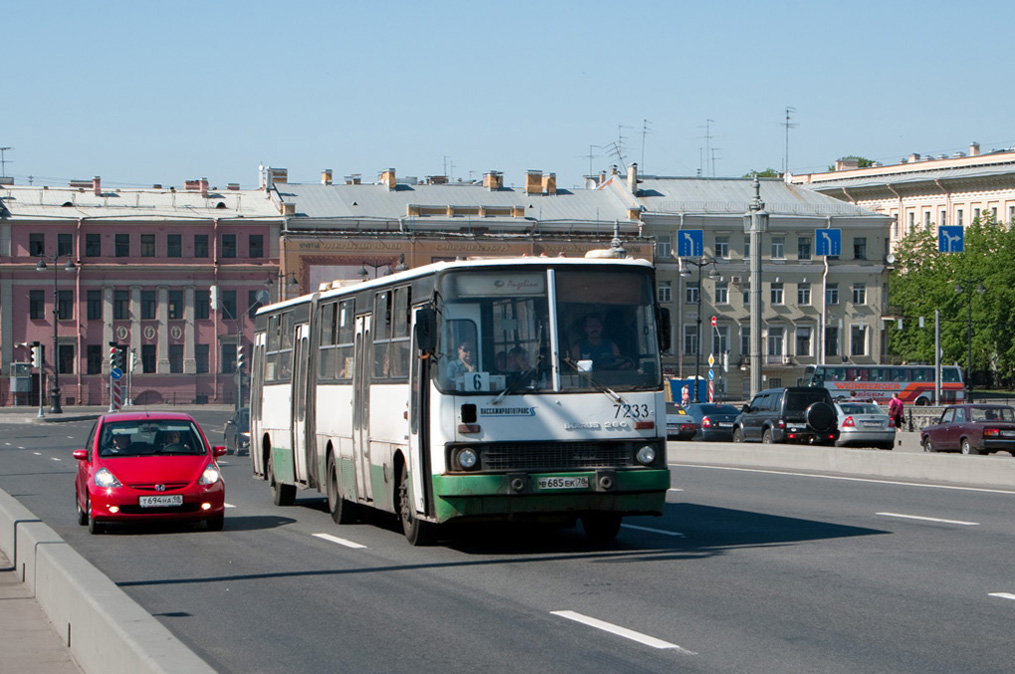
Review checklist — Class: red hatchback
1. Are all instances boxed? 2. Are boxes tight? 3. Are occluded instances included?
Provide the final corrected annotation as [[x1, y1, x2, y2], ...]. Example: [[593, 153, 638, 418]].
[[73, 412, 227, 534]]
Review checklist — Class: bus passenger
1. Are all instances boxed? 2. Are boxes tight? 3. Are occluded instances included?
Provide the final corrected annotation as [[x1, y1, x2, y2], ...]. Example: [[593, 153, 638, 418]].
[[445, 341, 475, 383]]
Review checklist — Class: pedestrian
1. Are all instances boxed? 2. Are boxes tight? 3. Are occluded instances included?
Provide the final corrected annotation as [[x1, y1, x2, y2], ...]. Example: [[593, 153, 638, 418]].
[[888, 392, 905, 429], [681, 385, 690, 407]]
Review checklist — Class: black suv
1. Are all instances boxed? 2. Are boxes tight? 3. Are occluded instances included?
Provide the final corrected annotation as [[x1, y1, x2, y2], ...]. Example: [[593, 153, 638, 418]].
[[732, 387, 838, 445]]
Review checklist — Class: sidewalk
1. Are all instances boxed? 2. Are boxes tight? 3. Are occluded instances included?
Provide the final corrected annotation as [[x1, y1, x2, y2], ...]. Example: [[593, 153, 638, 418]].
[[0, 550, 83, 673], [0, 403, 235, 425]]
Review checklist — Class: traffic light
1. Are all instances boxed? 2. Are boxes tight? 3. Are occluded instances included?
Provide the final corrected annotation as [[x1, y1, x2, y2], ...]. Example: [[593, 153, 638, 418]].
[[109, 342, 120, 370], [236, 344, 245, 371], [31, 342, 43, 369], [129, 350, 137, 372]]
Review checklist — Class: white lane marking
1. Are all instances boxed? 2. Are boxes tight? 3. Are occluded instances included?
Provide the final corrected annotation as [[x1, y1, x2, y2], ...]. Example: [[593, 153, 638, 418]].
[[33, 451, 42, 455], [989, 592, 1015, 601], [50, 457, 62, 462], [551, 610, 695, 653], [224, 503, 237, 509], [673, 463, 1015, 495], [877, 512, 979, 526], [313, 532, 367, 549], [667, 488, 684, 492], [622, 523, 685, 538]]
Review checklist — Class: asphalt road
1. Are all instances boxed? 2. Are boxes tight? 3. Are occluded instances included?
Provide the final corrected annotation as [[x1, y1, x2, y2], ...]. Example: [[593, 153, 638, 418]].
[[2, 413, 1014, 673]]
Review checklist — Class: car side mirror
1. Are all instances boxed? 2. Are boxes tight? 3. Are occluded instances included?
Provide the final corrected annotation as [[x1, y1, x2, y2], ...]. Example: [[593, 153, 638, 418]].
[[72, 449, 88, 461], [213, 446, 227, 457], [741, 404, 750, 413], [225, 420, 235, 429]]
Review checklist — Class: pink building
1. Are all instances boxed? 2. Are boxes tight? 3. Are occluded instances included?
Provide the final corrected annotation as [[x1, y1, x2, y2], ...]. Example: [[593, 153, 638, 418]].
[[0, 177, 282, 407]]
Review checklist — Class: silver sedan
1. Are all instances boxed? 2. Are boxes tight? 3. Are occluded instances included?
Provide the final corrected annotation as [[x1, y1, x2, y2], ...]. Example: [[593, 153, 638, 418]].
[[834, 402, 896, 450]]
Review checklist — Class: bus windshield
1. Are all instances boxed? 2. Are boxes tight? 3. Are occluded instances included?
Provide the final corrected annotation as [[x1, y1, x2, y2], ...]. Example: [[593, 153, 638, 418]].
[[435, 266, 661, 394]]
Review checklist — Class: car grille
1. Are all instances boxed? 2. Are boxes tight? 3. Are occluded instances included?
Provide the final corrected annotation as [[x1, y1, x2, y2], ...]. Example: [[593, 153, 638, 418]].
[[478, 441, 634, 471], [129, 482, 189, 491]]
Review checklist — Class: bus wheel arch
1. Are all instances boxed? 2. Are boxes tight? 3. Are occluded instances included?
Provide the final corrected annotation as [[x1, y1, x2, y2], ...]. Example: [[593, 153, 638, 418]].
[[395, 454, 437, 546], [326, 443, 357, 524], [915, 396, 930, 406]]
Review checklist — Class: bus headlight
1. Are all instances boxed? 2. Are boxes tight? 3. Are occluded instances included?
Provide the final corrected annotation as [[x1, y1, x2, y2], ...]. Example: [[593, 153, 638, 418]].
[[635, 445, 656, 465], [456, 448, 479, 471]]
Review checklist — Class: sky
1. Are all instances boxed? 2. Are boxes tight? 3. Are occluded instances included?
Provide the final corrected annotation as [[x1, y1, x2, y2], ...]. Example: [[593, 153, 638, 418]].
[[5, 0, 1015, 191]]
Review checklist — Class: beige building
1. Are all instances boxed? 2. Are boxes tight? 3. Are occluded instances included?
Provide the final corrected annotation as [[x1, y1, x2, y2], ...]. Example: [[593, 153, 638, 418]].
[[789, 142, 1015, 248]]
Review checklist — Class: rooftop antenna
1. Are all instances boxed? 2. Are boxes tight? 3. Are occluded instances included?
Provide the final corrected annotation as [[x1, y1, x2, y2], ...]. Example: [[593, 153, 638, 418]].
[[640, 119, 653, 173], [782, 106, 797, 175], [615, 124, 632, 168], [710, 147, 721, 177], [0, 147, 11, 177], [583, 144, 603, 175], [699, 120, 715, 176]]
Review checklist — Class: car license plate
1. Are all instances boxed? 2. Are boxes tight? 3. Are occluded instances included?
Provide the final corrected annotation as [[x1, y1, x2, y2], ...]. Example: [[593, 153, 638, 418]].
[[862, 421, 881, 427], [717, 422, 732, 428], [1002, 430, 1015, 438], [139, 495, 183, 508], [536, 476, 589, 490]]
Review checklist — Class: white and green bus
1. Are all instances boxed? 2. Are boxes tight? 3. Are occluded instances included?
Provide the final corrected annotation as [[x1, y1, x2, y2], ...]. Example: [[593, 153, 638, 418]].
[[249, 256, 671, 545]]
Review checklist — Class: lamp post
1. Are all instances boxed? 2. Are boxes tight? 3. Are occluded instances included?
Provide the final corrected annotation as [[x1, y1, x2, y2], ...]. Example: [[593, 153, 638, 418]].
[[35, 253, 76, 414], [680, 257, 721, 402], [954, 278, 985, 399]]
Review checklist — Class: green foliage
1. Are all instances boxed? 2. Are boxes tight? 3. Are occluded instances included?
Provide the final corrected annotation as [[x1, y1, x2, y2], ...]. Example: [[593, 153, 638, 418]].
[[888, 214, 1015, 387], [827, 156, 875, 172], [744, 168, 780, 178]]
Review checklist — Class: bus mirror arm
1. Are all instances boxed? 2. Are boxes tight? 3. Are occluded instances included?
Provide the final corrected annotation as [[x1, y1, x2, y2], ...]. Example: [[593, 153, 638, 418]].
[[415, 306, 437, 354]]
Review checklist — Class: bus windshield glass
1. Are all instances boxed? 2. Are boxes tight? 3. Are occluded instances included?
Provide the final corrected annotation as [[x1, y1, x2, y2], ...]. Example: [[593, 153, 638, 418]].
[[435, 265, 660, 393]]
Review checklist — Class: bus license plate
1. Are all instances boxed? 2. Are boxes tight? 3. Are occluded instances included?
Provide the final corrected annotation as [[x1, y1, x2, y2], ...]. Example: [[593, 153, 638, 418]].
[[139, 495, 183, 508], [537, 476, 589, 490]]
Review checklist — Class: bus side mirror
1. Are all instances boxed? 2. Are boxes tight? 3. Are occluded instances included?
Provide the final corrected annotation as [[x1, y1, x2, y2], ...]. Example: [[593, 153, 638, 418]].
[[657, 307, 671, 351], [415, 306, 437, 354]]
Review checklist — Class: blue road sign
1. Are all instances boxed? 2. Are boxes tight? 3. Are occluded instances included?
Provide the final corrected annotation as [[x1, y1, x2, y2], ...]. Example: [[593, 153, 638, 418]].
[[815, 228, 841, 256], [708, 369, 714, 381], [677, 229, 704, 257], [938, 225, 964, 253], [110, 367, 123, 381]]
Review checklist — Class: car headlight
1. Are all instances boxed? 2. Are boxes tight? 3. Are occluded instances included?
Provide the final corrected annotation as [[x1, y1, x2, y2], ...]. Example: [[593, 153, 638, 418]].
[[94, 468, 122, 488], [456, 448, 479, 470], [635, 445, 656, 465], [198, 465, 222, 485]]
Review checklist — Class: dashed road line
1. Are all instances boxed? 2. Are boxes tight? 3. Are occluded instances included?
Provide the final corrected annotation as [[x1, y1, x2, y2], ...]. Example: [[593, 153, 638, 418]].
[[551, 610, 695, 653], [989, 592, 1015, 601], [876, 512, 979, 526], [313, 532, 367, 549], [622, 523, 685, 537]]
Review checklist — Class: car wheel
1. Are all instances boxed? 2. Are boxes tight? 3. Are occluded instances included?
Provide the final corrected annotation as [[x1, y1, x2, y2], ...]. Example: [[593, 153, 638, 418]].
[[762, 429, 773, 444], [267, 455, 296, 506], [582, 513, 622, 545], [805, 402, 836, 432], [86, 497, 103, 535], [206, 514, 224, 531], [398, 462, 436, 546], [960, 439, 979, 456], [922, 437, 935, 453], [732, 428, 745, 443], [76, 490, 88, 526], [878, 443, 894, 451], [327, 453, 357, 525]]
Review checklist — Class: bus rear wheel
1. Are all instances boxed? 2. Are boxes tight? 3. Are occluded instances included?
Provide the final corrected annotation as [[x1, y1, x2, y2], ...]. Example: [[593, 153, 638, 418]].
[[268, 455, 296, 506], [581, 513, 622, 544], [327, 453, 357, 525], [397, 462, 436, 546]]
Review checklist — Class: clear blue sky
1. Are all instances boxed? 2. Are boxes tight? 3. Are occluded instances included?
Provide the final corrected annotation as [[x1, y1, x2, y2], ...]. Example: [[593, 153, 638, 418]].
[[5, 0, 1014, 190]]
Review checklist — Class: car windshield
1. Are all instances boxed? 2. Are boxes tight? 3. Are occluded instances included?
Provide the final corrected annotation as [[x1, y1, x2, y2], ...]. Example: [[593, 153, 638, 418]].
[[786, 390, 830, 410], [970, 406, 1015, 422], [99, 420, 205, 457], [695, 404, 738, 415]]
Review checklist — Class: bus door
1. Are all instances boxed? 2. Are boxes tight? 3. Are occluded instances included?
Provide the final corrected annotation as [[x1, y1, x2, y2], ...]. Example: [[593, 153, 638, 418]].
[[291, 323, 311, 485], [251, 331, 266, 477], [353, 314, 374, 502], [407, 306, 433, 517]]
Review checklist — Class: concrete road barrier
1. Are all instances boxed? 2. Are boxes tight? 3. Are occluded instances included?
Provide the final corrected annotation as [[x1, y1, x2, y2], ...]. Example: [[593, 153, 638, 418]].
[[0, 489, 215, 674]]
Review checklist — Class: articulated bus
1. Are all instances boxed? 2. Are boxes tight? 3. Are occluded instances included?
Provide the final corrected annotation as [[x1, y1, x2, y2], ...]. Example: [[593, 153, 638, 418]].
[[804, 364, 964, 406], [249, 257, 672, 545]]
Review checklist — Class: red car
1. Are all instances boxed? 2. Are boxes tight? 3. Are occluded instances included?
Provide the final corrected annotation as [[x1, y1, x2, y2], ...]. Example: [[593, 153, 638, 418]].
[[73, 411, 227, 534], [920, 404, 1015, 456]]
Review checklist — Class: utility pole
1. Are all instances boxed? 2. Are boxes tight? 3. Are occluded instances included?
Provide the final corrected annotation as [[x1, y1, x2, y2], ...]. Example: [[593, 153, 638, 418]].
[[782, 107, 797, 175]]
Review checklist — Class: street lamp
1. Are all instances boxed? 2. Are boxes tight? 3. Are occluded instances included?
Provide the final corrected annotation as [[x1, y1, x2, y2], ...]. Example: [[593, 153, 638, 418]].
[[954, 279, 985, 399], [680, 257, 722, 402], [35, 253, 76, 414]]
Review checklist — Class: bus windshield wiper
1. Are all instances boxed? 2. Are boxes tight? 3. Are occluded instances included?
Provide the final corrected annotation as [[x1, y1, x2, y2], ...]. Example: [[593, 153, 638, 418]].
[[491, 365, 538, 404], [562, 356, 625, 404]]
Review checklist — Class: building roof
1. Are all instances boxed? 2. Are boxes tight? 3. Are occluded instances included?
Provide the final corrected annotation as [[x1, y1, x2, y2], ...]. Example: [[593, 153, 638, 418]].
[[788, 160, 1015, 191]]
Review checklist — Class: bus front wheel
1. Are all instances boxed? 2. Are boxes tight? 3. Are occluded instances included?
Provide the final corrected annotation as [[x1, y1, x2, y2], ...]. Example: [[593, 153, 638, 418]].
[[397, 463, 437, 546]]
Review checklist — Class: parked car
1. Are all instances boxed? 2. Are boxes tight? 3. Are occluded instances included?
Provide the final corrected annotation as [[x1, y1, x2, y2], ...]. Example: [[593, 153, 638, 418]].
[[920, 404, 1015, 455], [683, 403, 740, 441], [73, 411, 227, 534], [834, 402, 896, 450], [224, 407, 250, 455], [665, 402, 699, 440], [732, 387, 838, 445]]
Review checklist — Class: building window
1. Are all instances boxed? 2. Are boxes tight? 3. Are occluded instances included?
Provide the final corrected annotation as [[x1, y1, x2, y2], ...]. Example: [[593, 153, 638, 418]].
[[924, 211, 931, 229], [711, 325, 730, 356], [195, 344, 209, 374], [957, 209, 964, 227], [770, 282, 784, 305], [974, 207, 981, 223], [685, 282, 700, 305], [715, 236, 730, 259], [115, 234, 130, 257], [58, 344, 74, 375], [248, 290, 264, 319], [767, 326, 784, 357], [195, 290, 210, 319], [194, 235, 209, 258], [221, 234, 237, 259], [113, 290, 130, 320], [656, 236, 672, 259], [142, 344, 156, 373], [795, 327, 812, 357], [167, 234, 182, 258], [852, 283, 866, 305], [657, 281, 671, 304], [87, 290, 102, 320], [941, 209, 947, 226], [249, 234, 264, 258], [850, 324, 868, 356], [825, 326, 840, 357], [743, 237, 750, 259], [771, 237, 785, 260], [29, 233, 45, 257], [141, 290, 157, 319], [87, 345, 102, 375], [740, 325, 750, 361], [221, 290, 237, 319], [58, 233, 73, 257], [85, 233, 101, 257], [991, 207, 997, 220], [908, 212, 915, 233], [169, 344, 183, 373], [826, 283, 839, 305], [168, 290, 183, 320], [798, 283, 811, 305], [140, 234, 156, 257], [30, 290, 45, 319], [853, 237, 867, 260], [715, 283, 729, 304], [1009, 205, 1014, 224], [221, 343, 237, 374], [57, 290, 73, 320], [683, 325, 698, 356], [798, 237, 812, 260]]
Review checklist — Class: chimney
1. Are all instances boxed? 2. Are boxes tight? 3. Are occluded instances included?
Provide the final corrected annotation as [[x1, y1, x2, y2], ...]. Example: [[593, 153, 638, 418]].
[[92, 176, 101, 196], [321, 169, 333, 185], [227, 183, 240, 191], [970, 141, 980, 156], [627, 163, 638, 193], [908, 153, 921, 163], [200, 178, 209, 198], [483, 171, 503, 190], [282, 202, 296, 215], [344, 174, 361, 185], [380, 168, 397, 190], [542, 172, 556, 195], [524, 170, 542, 195]]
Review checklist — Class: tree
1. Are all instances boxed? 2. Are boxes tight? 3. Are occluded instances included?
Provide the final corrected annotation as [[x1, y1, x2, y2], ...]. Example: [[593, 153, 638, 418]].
[[743, 168, 780, 178], [827, 156, 875, 171]]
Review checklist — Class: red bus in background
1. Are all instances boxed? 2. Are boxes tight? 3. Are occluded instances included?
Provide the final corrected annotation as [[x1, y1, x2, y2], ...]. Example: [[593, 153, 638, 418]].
[[805, 364, 964, 406]]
